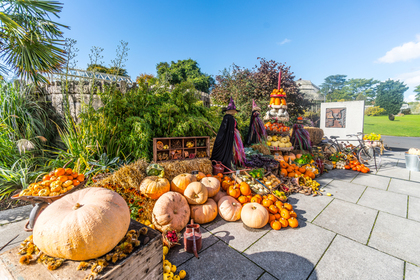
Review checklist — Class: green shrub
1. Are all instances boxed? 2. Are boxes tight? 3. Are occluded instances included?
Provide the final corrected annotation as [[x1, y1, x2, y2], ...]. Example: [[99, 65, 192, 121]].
[[365, 106, 386, 116], [401, 108, 411, 115]]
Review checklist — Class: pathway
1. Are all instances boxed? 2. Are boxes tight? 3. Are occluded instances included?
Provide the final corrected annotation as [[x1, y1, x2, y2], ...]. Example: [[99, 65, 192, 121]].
[[1, 151, 419, 279]]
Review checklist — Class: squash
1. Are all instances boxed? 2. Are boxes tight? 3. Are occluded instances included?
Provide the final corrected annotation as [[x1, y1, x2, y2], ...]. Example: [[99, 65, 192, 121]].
[[288, 153, 296, 161], [196, 172, 206, 181], [213, 190, 228, 204], [298, 167, 306, 174], [228, 184, 241, 198], [200, 177, 220, 197], [218, 196, 242, 222], [139, 176, 170, 199], [305, 170, 315, 179], [239, 182, 251, 196], [152, 191, 190, 232], [184, 182, 208, 205], [280, 168, 288, 176], [284, 155, 289, 162], [171, 174, 197, 195], [241, 203, 269, 229], [190, 198, 218, 224], [33, 188, 130, 260]]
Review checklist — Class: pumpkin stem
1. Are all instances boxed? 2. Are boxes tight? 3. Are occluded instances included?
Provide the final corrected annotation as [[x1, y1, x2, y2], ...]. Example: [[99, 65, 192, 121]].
[[73, 203, 82, 210]]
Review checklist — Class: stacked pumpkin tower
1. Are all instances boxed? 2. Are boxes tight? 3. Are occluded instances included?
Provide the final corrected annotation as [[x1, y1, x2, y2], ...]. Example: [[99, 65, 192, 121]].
[[264, 71, 293, 151]]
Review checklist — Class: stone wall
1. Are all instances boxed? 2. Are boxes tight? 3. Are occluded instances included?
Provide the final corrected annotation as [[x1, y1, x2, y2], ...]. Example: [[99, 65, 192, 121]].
[[38, 81, 210, 120]]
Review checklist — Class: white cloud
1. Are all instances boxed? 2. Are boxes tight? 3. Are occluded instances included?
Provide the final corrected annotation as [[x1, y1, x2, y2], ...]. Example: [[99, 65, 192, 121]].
[[395, 70, 420, 88], [405, 94, 416, 102], [277, 38, 291, 45], [377, 35, 420, 63]]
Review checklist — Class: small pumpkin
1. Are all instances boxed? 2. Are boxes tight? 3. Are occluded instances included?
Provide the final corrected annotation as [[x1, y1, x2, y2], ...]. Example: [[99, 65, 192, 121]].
[[279, 217, 289, 227], [218, 196, 242, 221], [238, 195, 248, 204], [152, 191, 190, 232], [171, 173, 197, 195], [268, 205, 279, 214], [33, 188, 130, 260], [298, 167, 306, 173], [239, 182, 251, 196], [190, 198, 218, 224], [139, 176, 170, 199], [280, 161, 289, 169], [241, 203, 269, 229], [213, 190, 228, 204], [196, 172, 206, 181], [228, 185, 241, 198], [288, 217, 299, 228], [305, 171, 315, 179], [270, 220, 281, 230], [280, 208, 291, 219], [200, 177, 220, 197], [184, 182, 208, 205], [280, 169, 288, 176], [288, 172, 296, 178]]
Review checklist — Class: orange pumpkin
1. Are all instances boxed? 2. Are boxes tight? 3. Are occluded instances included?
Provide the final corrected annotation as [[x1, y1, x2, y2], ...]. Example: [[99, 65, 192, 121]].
[[270, 220, 281, 230], [241, 203, 269, 229], [238, 195, 248, 204], [361, 167, 370, 173], [221, 179, 233, 191], [250, 195, 262, 204], [33, 188, 130, 260], [344, 165, 350, 170], [283, 203, 293, 211], [284, 156, 290, 163], [288, 217, 299, 228], [267, 194, 277, 202], [152, 191, 190, 232], [196, 172, 206, 181], [269, 214, 276, 222], [184, 182, 209, 205], [279, 217, 289, 228], [280, 208, 291, 219], [305, 171, 315, 179], [286, 166, 294, 173], [262, 199, 273, 207], [289, 210, 297, 218], [274, 213, 281, 220], [171, 174, 197, 195], [239, 182, 252, 196], [280, 161, 289, 168], [298, 167, 306, 173], [288, 172, 296, 178], [139, 176, 170, 199], [190, 198, 218, 224], [280, 169, 288, 176], [275, 201, 284, 209], [218, 196, 242, 222], [268, 205, 279, 214], [228, 185, 241, 199]]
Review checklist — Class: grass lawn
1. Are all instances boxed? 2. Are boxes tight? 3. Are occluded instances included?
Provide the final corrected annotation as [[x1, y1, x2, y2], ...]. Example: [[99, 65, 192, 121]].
[[364, 115, 420, 137]]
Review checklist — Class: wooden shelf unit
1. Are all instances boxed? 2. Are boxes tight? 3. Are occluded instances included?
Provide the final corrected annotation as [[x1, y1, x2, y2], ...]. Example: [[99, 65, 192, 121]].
[[153, 136, 210, 163]]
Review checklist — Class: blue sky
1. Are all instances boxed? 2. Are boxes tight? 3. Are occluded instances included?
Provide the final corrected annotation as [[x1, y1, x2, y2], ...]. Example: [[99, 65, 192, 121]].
[[59, 0, 420, 101]]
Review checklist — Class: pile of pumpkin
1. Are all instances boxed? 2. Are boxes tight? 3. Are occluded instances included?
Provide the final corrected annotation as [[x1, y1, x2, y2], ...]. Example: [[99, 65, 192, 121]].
[[264, 122, 290, 133], [279, 161, 316, 179], [344, 160, 370, 173], [162, 246, 186, 280], [19, 167, 85, 197], [145, 172, 299, 232]]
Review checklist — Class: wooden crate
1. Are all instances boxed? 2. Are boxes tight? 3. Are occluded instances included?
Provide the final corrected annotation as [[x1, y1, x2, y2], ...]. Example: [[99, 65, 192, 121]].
[[153, 136, 210, 163], [0, 220, 163, 280]]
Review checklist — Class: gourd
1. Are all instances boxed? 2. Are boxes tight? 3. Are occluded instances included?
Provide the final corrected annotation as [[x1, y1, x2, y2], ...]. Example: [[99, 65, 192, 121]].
[[200, 177, 220, 197], [218, 196, 242, 222], [139, 176, 170, 199], [190, 198, 218, 224], [33, 188, 130, 261], [241, 203, 269, 229], [171, 174, 197, 195], [183, 182, 208, 205], [152, 191, 190, 232]]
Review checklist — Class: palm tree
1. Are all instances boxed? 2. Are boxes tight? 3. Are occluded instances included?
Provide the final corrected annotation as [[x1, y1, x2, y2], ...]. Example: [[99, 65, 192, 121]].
[[0, 0, 69, 84]]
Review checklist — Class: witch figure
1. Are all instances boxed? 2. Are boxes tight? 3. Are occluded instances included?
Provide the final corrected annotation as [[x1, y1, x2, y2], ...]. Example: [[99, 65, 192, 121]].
[[210, 98, 246, 170], [245, 100, 267, 145]]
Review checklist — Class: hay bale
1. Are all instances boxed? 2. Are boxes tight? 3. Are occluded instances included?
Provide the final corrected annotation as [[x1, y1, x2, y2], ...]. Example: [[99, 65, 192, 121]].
[[304, 127, 324, 145], [159, 158, 213, 181], [91, 159, 148, 190]]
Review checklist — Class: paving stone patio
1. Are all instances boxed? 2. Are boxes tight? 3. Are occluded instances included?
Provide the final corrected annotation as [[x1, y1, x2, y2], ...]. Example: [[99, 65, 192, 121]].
[[1, 151, 419, 279]]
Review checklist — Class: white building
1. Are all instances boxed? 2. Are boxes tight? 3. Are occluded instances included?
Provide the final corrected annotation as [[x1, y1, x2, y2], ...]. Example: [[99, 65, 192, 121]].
[[296, 79, 324, 111]]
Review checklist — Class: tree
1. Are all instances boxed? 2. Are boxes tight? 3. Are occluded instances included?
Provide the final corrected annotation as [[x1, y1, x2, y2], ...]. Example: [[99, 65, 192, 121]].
[[0, 0, 69, 84], [212, 58, 312, 131], [375, 80, 408, 115], [344, 78, 379, 103], [415, 85, 420, 101], [319, 75, 347, 101], [156, 59, 214, 93], [136, 73, 157, 85]]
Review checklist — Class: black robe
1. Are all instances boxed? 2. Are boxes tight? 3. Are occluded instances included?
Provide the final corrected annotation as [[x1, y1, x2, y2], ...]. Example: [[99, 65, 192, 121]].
[[210, 114, 235, 170], [245, 110, 259, 145]]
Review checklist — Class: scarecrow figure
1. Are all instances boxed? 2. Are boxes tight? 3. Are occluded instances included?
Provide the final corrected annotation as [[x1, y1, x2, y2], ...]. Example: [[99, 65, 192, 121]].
[[245, 100, 267, 145], [210, 98, 246, 170]]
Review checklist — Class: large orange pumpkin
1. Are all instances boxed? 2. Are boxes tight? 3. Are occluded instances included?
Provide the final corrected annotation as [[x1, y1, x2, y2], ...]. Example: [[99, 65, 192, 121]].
[[171, 173, 197, 195], [33, 188, 130, 261], [139, 176, 170, 199], [200, 177, 221, 198], [241, 203, 269, 229], [218, 196, 242, 222], [152, 191, 190, 232], [190, 198, 218, 224], [184, 182, 208, 205]]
